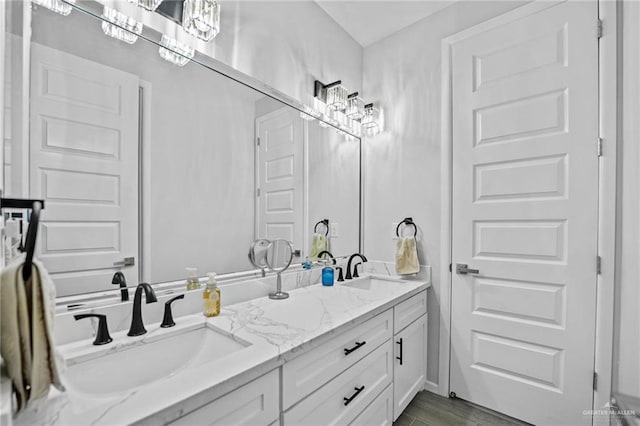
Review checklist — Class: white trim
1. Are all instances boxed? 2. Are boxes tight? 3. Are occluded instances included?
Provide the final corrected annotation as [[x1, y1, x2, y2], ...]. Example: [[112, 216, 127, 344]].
[[0, 0, 6, 196], [140, 80, 152, 283], [424, 380, 439, 395], [439, 0, 616, 410], [20, 2, 30, 198], [594, 0, 617, 414]]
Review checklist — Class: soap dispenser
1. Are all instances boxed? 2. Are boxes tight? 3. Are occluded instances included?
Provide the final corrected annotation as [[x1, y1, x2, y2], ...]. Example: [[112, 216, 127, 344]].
[[186, 267, 200, 290], [322, 260, 334, 286], [203, 272, 220, 317]]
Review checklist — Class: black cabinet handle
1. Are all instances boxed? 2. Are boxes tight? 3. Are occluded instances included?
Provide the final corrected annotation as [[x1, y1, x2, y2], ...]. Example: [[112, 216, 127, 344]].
[[343, 386, 365, 406], [344, 341, 366, 355], [396, 338, 403, 365]]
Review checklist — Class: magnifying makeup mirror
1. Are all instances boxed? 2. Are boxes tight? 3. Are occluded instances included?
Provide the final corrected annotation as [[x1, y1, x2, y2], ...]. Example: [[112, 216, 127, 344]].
[[248, 239, 270, 277], [266, 239, 294, 300]]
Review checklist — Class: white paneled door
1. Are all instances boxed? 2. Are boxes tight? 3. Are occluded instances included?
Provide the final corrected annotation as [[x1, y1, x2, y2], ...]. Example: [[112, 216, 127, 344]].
[[255, 107, 303, 258], [30, 43, 139, 297], [450, 2, 598, 424]]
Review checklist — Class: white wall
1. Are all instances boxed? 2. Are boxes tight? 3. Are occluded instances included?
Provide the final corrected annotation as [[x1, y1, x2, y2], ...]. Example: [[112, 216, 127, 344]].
[[361, 1, 527, 387], [613, 0, 640, 400]]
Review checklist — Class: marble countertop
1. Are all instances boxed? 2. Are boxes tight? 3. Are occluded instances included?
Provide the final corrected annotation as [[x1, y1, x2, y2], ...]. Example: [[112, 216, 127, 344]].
[[13, 274, 430, 426]]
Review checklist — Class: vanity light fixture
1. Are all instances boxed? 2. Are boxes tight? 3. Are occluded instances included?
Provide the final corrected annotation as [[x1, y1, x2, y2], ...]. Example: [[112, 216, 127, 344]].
[[129, 0, 163, 12], [182, 0, 221, 42], [345, 92, 364, 120], [101, 5, 143, 44], [361, 103, 380, 135], [159, 35, 195, 66], [32, 0, 75, 16]]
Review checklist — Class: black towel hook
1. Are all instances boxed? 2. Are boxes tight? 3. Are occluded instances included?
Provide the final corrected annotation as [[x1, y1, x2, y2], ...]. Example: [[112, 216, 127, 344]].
[[314, 219, 329, 236], [1, 198, 45, 281], [396, 217, 417, 238]]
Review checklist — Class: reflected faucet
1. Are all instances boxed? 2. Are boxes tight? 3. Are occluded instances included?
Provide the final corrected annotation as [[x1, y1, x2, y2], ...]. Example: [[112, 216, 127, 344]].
[[316, 250, 336, 265], [345, 253, 368, 280], [128, 283, 157, 336], [112, 272, 129, 302]]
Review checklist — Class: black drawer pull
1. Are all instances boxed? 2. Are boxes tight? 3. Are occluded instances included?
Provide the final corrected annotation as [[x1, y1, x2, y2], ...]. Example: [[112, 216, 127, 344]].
[[343, 385, 365, 406], [344, 341, 366, 356], [396, 338, 403, 365]]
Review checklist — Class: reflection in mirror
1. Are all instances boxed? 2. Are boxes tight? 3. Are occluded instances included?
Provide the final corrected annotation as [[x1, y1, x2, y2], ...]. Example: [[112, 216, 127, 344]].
[[2, 1, 361, 301]]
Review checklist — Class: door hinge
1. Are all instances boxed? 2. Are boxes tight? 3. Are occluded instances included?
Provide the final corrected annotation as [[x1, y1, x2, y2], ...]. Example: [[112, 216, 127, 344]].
[[256, 188, 261, 197], [596, 256, 602, 274], [597, 138, 603, 157], [593, 372, 598, 391], [596, 19, 603, 39], [449, 263, 452, 272], [257, 137, 261, 146]]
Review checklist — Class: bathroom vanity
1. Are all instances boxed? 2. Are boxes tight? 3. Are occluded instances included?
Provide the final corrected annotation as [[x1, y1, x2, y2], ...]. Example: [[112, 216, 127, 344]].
[[12, 273, 429, 425]]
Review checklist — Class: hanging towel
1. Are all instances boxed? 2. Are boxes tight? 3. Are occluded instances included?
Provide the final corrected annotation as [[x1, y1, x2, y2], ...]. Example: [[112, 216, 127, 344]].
[[395, 236, 420, 275], [1, 254, 65, 412], [309, 233, 328, 261]]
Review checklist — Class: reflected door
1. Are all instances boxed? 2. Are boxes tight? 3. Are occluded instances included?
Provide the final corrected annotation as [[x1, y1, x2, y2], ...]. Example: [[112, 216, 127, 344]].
[[255, 107, 303, 258], [450, 2, 598, 424], [30, 43, 139, 297]]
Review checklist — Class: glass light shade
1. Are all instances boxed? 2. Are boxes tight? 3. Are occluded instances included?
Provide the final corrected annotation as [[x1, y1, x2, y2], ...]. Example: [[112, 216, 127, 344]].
[[182, 0, 221, 42], [159, 35, 195, 66], [101, 6, 143, 44], [362, 104, 380, 129], [129, 0, 163, 11], [350, 119, 362, 137], [326, 84, 348, 111], [32, 0, 76, 16], [345, 95, 364, 120], [313, 98, 327, 117]]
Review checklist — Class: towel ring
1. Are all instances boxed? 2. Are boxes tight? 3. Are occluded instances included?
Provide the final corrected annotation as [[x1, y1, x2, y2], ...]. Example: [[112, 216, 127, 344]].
[[396, 218, 417, 238], [314, 219, 329, 236]]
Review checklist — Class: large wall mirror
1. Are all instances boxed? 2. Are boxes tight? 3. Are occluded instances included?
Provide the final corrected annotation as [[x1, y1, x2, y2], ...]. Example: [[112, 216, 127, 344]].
[[2, 0, 361, 300]]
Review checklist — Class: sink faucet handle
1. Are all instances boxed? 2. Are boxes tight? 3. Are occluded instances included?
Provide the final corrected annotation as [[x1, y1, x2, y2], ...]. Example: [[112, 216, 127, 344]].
[[74, 313, 113, 345], [161, 294, 185, 328], [353, 263, 362, 278], [336, 266, 344, 282]]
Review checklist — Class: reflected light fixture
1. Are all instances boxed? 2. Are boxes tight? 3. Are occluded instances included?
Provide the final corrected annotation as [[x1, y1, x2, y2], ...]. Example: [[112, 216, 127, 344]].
[[129, 0, 164, 12], [182, 0, 221, 41], [101, 5, 143, 44], [159, 35, 195, 66], [32, 0, 76, 16]]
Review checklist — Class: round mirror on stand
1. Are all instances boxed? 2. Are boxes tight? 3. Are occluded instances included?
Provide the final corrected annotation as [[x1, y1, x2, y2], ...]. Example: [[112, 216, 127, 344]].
[[266, 239, 294, 300], [248, 239, 270, 277]]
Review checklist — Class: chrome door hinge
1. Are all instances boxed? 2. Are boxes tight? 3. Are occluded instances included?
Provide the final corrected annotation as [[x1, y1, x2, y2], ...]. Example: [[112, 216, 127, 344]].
[[256, 188, 261, 197], [257, 137, 261, 146], [596, 256, 602, 274], [597, 138, 603, 157], [596, 19, 603, 39], [449, 263, 452, 272], [593, 372, 598, 391]]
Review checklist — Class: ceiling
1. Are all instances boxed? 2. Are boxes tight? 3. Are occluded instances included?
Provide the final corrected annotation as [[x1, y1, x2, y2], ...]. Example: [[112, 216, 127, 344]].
[[315, 1, 457, 47]]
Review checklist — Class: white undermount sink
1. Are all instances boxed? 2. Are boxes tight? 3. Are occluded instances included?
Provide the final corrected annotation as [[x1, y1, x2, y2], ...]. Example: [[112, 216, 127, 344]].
[[64, 324, 249, 396], [341, 276, 408, 291]]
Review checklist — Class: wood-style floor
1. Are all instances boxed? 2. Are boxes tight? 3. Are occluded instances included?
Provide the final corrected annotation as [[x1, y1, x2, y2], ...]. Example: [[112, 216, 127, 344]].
[[395, 391, 531, 426]]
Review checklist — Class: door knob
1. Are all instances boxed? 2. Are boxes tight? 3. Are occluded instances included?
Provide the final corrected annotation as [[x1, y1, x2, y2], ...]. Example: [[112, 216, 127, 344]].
[[456, 263, 479, 275], [113, 257, 135, 267]]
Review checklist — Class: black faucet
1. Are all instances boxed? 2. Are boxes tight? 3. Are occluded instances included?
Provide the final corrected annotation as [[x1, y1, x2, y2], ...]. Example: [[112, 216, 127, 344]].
[[128, 283, 157, 336], [112, 272, 129, 302], [316, 250, 336, 264], [345, 253, 368, 280], [161, 294, 184, 328]]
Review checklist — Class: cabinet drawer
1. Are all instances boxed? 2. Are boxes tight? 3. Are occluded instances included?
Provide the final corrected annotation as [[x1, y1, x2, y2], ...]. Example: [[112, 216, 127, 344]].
[[282, 309, 393, 409], [394, 291, 427, 333], [350, 384, 393, 426], [169, 369, 279, 426], [283, 340, 393, 426]]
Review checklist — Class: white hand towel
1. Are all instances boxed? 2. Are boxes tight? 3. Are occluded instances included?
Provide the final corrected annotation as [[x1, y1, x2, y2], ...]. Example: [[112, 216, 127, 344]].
[[1, 254, 65, 412], [309, 233, 328, 260], [395, 236, 420, 275]]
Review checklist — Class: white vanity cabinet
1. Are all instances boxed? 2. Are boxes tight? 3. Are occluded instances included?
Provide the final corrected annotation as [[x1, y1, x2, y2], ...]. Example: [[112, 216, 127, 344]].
[[169, 369, 279, 426], [392, 292, 428, 420]]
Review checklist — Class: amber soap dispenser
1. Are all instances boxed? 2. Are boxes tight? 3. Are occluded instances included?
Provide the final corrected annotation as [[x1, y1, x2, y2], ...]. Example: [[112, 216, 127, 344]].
[[203, 272, 220, 317]]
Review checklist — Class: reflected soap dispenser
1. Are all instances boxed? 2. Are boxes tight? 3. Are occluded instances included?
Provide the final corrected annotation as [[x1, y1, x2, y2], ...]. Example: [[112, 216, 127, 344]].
[[186, 267, 200, 290], [203, 272, 220, 317], [322, 260, 334, 286]]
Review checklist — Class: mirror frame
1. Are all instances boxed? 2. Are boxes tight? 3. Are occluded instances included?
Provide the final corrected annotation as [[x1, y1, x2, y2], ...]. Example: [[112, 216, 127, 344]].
[[4, 0, 365, 308]]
